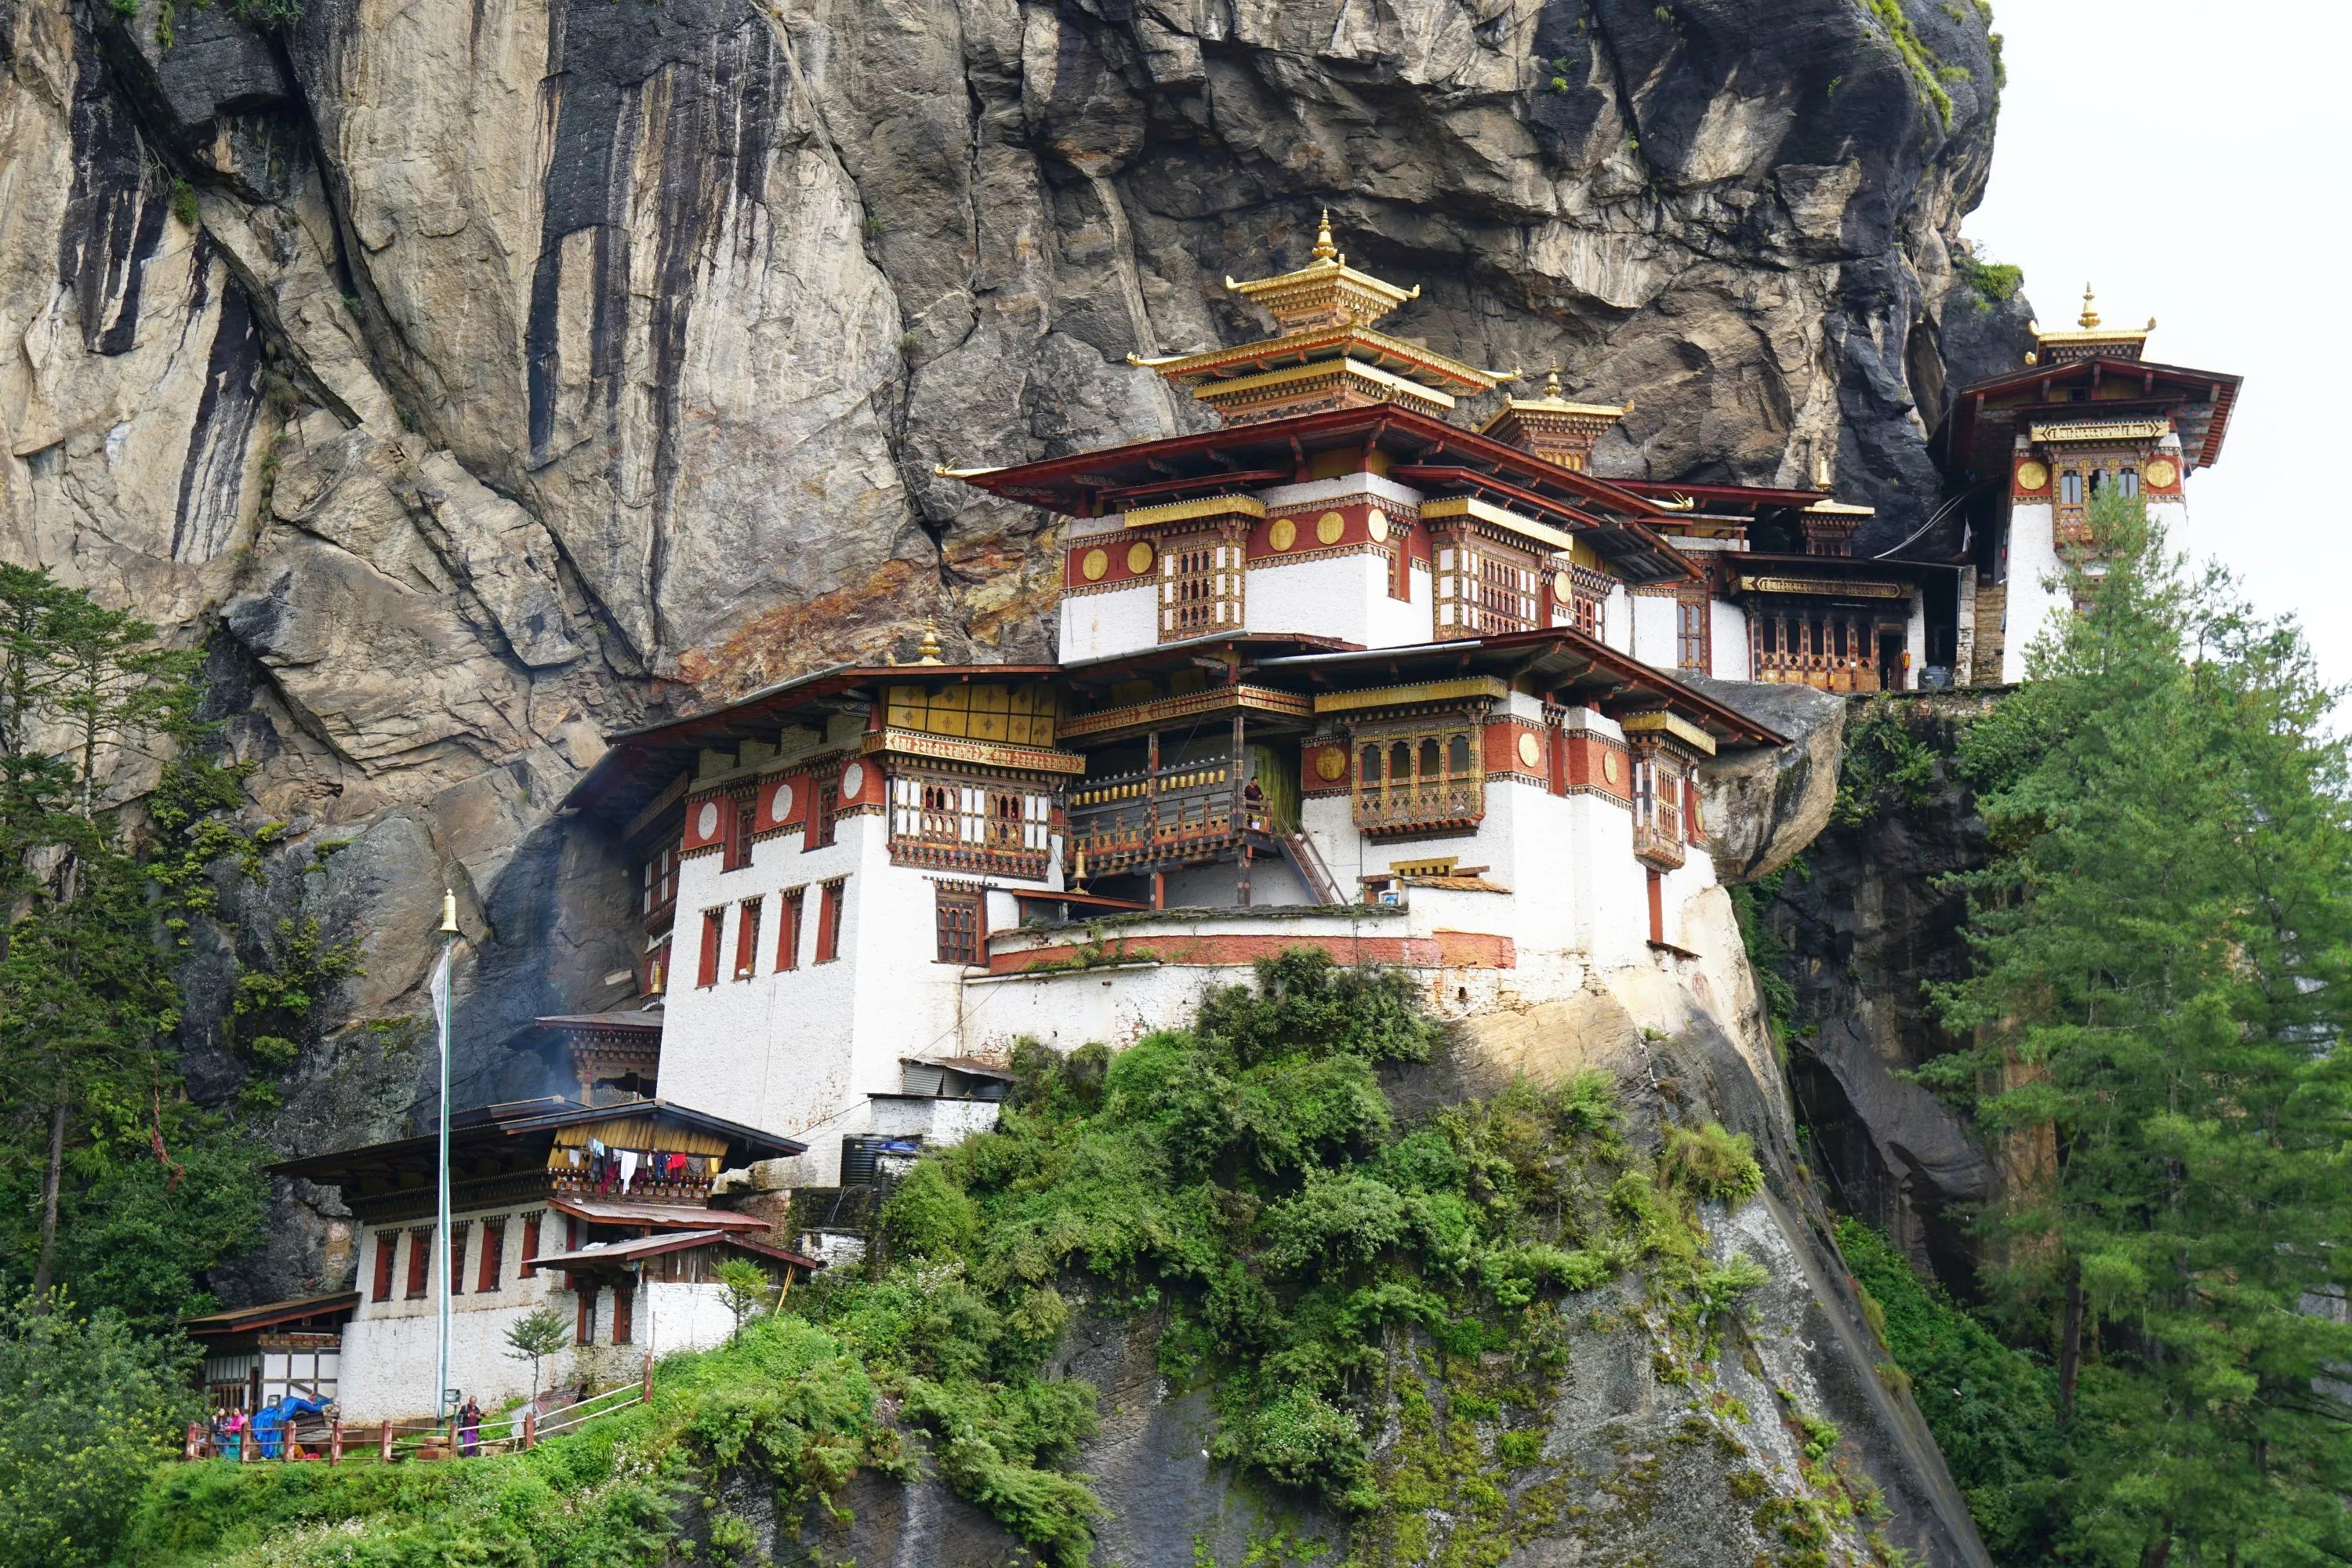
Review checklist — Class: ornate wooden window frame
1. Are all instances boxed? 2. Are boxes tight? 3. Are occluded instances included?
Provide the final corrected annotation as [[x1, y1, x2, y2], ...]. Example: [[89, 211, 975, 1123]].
[[934, 881, 985, 967], [1431, 520, 1541, 641], [1157, 523, 1250, 641], [1346, 702, 1492, 837], [887, 765, 1057, 880]]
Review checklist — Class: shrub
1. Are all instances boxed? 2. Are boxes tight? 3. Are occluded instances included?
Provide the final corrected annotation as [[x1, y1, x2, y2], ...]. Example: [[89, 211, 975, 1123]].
[[0, 1297, 198, 1568], [1661, 1122, 1764, 1205]]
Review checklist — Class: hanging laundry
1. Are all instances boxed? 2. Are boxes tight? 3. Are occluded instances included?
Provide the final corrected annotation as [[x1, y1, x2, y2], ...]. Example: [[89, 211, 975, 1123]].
[[619, 1151, 639, 1188], [589, 1138, 607, 1157]]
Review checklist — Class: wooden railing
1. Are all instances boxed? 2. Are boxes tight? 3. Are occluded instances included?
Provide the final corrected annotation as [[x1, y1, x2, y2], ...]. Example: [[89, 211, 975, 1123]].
[[183, 1359, 652, 1464], [1352, 780, 1483, 837]]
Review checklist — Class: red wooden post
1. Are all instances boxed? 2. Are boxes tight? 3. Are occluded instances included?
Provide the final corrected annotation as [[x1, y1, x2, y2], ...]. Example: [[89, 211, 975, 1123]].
[[183, 1421, 200, 1461], [521, 1406, 535, 1450], [379, 1419, 394, 1462], [641, 1352, 653, 1403], [444, 1418, 456, 1459], [239, 1423, 253, 1464], [328, 1418, 343, 1465]]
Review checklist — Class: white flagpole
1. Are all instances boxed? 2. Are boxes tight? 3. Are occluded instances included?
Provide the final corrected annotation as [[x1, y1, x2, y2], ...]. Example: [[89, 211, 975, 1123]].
[[434, 890, 459, 1427]]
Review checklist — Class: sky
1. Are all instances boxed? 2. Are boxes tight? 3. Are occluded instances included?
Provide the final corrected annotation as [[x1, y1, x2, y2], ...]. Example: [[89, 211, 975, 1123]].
[[1964, 0, 2352, 698]]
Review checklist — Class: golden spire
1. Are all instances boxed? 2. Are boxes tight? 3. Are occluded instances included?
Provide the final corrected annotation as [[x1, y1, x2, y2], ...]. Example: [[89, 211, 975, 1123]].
[[1543, 369, 1563, 398], [916, 620, 943, 665], [2078, 283, 2100, 330], [1312, 209, 1338, 263]]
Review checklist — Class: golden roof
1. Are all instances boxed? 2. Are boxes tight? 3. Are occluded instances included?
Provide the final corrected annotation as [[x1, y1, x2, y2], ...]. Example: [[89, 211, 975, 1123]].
[[1224, 210, 1421, 332], [1475, 371, 1627, 434], [2027, 283, 2154, 363], [1130, 212, 1508, 419]]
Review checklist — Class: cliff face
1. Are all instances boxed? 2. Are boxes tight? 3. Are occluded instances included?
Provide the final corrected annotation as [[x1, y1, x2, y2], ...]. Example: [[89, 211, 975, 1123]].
[[7, 0, 2016, 1289], [1752, 691, 1999, 1294]]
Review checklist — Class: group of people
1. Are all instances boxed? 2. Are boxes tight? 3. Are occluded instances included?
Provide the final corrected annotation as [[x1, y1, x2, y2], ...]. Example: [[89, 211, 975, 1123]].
[[209, 1393, 333, 1459], [207, 1395, 488, 1459]]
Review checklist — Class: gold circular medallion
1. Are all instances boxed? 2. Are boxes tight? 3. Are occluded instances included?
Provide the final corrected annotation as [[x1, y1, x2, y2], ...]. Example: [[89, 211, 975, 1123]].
[[2015, 459, 2049, 492], [1552, 569, 1574, 604], [1602, 751, 1621, 786], [2143, 457, 2178, 489], [1269, 517, 1298, 551], [1316, 511, 1346, 546], [1126, 541, 1155, 575], [1516, 731, 1542, 768], [1314, 747, 1347, 782], [1080, 547, 1109, 582], [1366, 512, 1389, 543]]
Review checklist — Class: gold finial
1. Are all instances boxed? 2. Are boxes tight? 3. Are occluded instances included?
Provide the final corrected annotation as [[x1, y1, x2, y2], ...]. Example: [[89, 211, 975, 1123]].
[[2078, 282, 2100, 330], [1312, 209, 1338, 263], [1543, 370, 1563, 398], [916, 620, 944, 665], [1812, 452, 1834, 492], [440, 888, 459, 935]]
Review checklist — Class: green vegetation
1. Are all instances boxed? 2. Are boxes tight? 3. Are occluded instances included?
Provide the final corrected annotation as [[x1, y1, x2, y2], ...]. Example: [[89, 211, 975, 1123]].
[[1909, 488, 2352, 1565], [1858, 0, 1957, 128], [1728, 859, 1802, 1058], [0, 1298, 199, 1568], [1955, 251, 2026, 303], [118, 1315, 906, 1566], [1832, 697, 1943, 826], [502, 1308, 568, 1407], [122, 952, 1810, 1566], [1837, 1220, 2056, 1557], [0, 568, 278, 1332]]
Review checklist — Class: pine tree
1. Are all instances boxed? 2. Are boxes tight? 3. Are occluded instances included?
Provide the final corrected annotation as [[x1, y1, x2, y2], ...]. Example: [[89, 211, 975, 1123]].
[[1925, 492, 2352, 1566], [0, 569, 267, 1328]]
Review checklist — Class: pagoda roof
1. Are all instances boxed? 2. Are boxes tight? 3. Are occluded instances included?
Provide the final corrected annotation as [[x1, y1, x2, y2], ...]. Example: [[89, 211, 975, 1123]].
[[1253, 626, 1784, 750], [1133, 322, 1499, 400], [1934, 354, 2240, 481], [270, 1098, 802, 1186], [948, 404, 1697, 584]]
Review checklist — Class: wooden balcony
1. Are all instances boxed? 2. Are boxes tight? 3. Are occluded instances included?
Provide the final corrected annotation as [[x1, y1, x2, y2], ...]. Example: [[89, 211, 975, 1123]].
[[1352, 780, 1483, 838], [1632, 819, 1686, 870]]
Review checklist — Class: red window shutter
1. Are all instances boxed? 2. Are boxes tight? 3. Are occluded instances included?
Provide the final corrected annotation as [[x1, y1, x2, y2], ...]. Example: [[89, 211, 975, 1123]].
[[612, 1283, 634, 1346], [815, 880, 844, 964], [726, 797, 757, 871], [477, 1221, 506, 1293], [448, 1223, 467, 1296], [734, 899, 763, 980], [519, 1212, 541, 1265], [695, 909, 723, 987], [575, 1287, 596, 1346], [775, 889, 803, 971], [406, 1228, 432, 1299], [810, 782, 839, 849], [372, 1232, 397, 1302]]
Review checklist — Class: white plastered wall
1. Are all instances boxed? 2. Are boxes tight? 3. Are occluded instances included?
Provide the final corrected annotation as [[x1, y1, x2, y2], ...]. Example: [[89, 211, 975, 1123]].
[[1628, 592, 1679, 670], [1710, 601, 1750, 681], [340, 1207, 570, 1421], [2000, 499, 2060, 684]]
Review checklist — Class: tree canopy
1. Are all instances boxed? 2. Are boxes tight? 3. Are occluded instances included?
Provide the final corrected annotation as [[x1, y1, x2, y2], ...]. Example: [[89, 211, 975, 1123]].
[[1918, 491, 2352, 1567]]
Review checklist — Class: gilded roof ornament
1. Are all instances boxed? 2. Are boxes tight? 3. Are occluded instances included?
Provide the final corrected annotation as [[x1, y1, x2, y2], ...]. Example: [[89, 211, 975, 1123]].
[[916, 621, 944, 665], [2078, 282, 2100, 330]]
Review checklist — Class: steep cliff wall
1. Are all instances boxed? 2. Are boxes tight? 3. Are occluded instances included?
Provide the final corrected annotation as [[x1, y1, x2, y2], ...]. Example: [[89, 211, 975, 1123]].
[[3, 0, 2027, 1285], [1744, 691, 2000, 1295]]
